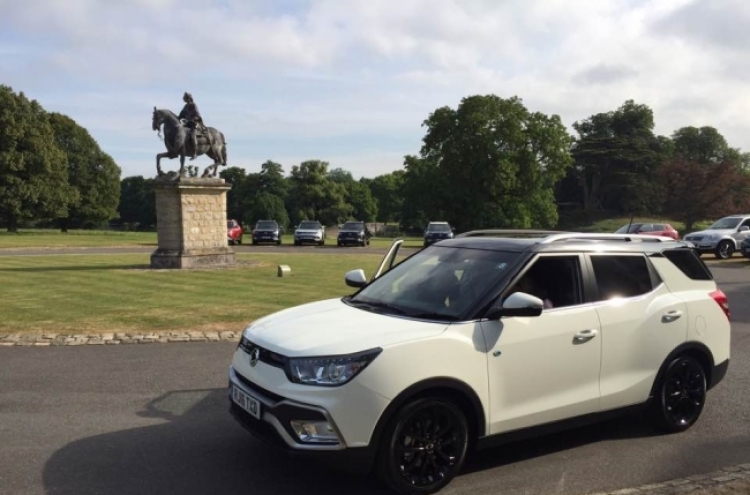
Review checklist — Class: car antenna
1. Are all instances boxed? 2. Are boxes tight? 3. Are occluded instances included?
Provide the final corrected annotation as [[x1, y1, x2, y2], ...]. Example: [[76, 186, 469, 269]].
[[627, 211, 634, 233]]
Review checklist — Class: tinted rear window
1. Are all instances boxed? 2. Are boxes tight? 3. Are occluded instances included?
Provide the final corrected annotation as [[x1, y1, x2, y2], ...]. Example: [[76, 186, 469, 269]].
[[662, 249, 713, 280]]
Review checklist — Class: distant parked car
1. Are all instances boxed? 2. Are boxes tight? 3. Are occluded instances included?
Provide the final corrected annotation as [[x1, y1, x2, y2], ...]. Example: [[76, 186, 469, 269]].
[[615, 223, 679, 240], [683, 215, 750, 259], [227, 219, 243, 245], [337, 221, 370, 247], [423, 221, 455, 247], [294, 220, 325, 246], [252, 220, 281, 246]]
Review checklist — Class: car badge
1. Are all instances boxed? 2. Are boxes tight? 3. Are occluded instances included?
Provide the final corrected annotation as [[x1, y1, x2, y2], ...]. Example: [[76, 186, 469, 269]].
[[250, 348, 260, 367]]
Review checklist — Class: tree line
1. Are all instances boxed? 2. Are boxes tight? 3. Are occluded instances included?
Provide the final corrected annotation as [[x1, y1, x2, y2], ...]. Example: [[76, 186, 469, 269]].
[[3, 83, 749, 234]]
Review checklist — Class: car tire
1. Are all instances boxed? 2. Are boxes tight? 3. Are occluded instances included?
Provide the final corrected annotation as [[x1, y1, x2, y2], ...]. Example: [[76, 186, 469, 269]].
[[228, 240, 234, 246], [277, 240, 282, 246], [376, 397, 469, 495], [237, 238, 242, 245], [337, 242, 342, 247], [252, 240, 258, 246], [715, 240, 734, 259], [649, 355, 707, 434], [294, 240, 300, 246], [319, 240, 325, 246]]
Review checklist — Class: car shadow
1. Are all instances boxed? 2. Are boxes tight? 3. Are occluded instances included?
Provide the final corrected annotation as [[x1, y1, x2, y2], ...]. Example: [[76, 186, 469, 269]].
[[42, 388, 664, 495]]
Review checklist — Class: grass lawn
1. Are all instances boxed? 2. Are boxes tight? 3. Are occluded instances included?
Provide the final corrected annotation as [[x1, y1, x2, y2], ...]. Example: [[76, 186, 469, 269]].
[[0, 252, 385, 335], [0, 230, 157, 249]]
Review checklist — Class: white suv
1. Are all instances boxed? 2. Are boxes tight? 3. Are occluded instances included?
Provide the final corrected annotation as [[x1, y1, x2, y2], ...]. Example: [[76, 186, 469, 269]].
[[228, 231, 731, 494]]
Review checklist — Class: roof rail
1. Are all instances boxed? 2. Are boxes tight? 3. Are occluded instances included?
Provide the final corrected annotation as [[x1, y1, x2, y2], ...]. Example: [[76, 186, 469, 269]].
[[456, 229, 567, 238], [539, 233, 674, 244]]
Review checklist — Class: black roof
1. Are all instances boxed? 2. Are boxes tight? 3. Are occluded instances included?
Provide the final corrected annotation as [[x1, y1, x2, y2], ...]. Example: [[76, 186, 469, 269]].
[[436, 231, 692, 254]]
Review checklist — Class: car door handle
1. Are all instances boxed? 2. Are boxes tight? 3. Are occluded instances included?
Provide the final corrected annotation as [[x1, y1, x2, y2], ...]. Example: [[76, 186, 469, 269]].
[[573, 329, 598, 342], [662, 310, 683, 323]]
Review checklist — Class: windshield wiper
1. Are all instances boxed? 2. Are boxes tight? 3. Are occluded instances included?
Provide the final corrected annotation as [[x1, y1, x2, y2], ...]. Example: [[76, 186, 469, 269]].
[[348, 299, 408, 315], [406, 312, 460, 321]]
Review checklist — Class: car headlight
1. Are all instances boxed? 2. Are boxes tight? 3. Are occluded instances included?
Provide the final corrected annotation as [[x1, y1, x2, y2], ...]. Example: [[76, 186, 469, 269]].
[[286, 348, 381, 386]]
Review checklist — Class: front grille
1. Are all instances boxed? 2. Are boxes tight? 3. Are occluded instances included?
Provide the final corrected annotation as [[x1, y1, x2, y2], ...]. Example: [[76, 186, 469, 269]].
[[238, 338, 287, 369], [233, 369, 286, 404]]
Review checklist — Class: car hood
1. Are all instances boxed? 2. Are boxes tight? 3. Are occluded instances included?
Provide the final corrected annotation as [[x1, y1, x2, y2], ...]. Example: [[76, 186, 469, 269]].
[[686, 229, 734, 237], [243, 298, 449, 357]]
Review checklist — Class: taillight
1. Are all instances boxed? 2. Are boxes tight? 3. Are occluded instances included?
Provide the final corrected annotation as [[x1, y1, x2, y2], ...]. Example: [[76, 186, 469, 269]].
[[710, 289, 730, 320]]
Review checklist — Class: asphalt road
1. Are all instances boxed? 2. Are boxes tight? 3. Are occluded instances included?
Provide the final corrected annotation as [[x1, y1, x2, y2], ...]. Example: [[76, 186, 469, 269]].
[[0, 266, 748, 495]]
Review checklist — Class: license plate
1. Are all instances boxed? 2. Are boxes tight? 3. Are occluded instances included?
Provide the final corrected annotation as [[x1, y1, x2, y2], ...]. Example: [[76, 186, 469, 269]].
[[232, 385, 261, 419]]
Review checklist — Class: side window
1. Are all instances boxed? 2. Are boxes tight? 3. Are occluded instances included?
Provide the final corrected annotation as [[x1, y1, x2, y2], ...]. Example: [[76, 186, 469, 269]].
[[654, 224, 666, 231], [740, 218, 750, 228], [662, 249, 712, 280], [590, 255, 655, 300], [637, 224, 653, 232], [507, 256, 582, 309]]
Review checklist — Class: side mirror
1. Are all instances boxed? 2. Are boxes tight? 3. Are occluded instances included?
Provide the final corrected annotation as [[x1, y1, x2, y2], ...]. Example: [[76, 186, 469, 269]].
[[740, 226, 749, 232], [344, 269, 368, 288], [485, 292, 544, 319]]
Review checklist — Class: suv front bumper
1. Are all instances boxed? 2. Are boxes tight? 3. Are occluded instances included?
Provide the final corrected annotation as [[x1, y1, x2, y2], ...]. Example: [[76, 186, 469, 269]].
[[228, 366, 376, 472]]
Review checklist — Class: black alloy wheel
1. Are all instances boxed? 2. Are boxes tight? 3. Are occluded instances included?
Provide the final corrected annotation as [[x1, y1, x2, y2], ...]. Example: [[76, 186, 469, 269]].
[[715, 240, 734, 259], [377, 398, 469, 495], [652, 356, 707, 433]]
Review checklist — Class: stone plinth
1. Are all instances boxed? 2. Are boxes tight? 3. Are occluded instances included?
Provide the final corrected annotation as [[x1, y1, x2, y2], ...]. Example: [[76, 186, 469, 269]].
[[150, 177, 236, 269]]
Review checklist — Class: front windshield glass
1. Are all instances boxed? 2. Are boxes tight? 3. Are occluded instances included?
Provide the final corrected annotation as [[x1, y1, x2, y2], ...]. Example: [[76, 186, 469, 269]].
[[298, 221, 321, 229], [427, 223, 451, 232], [350, 246, 520, 321], [615, 224, 642, 234], [709, 217, 741, 230], [342, 222, 363, 230], [256, 221, 277, 230], [227, 221, 236, 229]]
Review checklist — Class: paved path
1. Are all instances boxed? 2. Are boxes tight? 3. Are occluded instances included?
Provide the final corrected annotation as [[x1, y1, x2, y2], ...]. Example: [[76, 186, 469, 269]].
[[0, 267, 747, 495]]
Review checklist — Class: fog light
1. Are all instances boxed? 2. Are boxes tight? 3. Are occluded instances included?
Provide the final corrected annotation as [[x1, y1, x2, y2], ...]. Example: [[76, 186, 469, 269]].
[[290, 420, 339, 443]]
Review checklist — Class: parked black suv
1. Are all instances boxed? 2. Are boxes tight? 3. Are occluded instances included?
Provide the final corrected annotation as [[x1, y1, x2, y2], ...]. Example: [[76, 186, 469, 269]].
[[423, 221, 454, 247], [252, 220, 281, 245], [337, 221, 371, 247]]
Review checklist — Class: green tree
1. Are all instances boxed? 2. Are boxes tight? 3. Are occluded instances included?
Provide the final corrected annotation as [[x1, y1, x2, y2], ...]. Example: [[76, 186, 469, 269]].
[[288, 160, 351, 226], [671, 126, 742, 165], [118, 176, 156, 230], [258, 160, 288, 198], [571, 100, 670, 215], [0, 86, 77, 232], [400, 155, 444, 231], [368, 171, 405, 223], [248, 192, 290, 230], [416, 95, 573, 231], [220, 166, 248, 221], [327, 168, 378, 221], [48, 113, 121, 231]]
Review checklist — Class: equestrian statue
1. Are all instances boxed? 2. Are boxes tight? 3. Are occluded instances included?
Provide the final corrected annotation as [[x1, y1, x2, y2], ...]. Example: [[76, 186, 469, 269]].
[[152, 92, 228, 178]]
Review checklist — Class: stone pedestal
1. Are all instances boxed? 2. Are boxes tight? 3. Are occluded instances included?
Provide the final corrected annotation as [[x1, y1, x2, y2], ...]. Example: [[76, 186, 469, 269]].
[[150, 177, 236, 269]]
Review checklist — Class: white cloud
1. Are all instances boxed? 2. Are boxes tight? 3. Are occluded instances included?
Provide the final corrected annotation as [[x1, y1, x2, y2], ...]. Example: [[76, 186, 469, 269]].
[[1, 0, 749, 179]]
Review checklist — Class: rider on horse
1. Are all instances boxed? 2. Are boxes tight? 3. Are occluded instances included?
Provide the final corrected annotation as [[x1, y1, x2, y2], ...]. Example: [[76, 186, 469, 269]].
[[178, 92, 206, 160]]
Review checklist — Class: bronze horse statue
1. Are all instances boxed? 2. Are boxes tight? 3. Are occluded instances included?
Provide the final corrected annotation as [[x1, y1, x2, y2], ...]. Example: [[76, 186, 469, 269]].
[[151, 107, 228, 178]]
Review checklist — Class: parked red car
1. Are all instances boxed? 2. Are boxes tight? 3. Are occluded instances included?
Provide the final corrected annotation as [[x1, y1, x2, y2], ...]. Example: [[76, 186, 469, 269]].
[[227, 219, 243, 245], [615, 222, 680, 240]]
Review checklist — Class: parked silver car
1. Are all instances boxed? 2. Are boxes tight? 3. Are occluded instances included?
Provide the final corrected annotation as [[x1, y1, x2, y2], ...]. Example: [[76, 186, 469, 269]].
[[294, 220, 325, 246], [684, 215, 750, 259]]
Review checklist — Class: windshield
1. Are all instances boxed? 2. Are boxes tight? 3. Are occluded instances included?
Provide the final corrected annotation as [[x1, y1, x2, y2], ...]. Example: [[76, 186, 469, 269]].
[[298, 221, 321, 230], [342, 222, 363, 230], [350, 246, 520, 321], [709, 217, 741, 230], [227, 221, 236, 229], [427, 224, 451, 233], [615, 224, 643, 234], [256, 221, 278, 230]]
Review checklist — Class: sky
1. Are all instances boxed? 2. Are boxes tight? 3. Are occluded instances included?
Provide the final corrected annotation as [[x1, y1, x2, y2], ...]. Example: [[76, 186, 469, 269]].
[[1, 0, 749, 179]]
